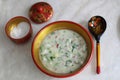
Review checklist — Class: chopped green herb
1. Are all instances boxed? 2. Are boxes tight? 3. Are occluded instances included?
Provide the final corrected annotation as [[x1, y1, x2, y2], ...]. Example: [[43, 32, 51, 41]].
[[72, 45, 75, 52], [69, 71, 73, 73], [49, 50, 52, 53], [46, 56, 51, 61], [66, 39, 69, 43], [50, 56, 55, 61], [55, 63, 59, 66], [51, 32, 55, 35], [63, 30, 66, 33], [40, 46, 43, 52], [59, 46, 62, 52], [65, 60, 72, 66], [65, 53, 69, 57]]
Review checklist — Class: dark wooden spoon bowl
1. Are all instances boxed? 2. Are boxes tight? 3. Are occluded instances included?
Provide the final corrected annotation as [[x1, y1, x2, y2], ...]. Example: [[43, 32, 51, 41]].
[[88, 16, 106, 74]]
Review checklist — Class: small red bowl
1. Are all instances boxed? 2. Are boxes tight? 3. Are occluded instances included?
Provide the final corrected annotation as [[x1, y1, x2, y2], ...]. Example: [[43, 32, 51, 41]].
[[5, 16, 33, 44], [29, 2, 53, 24], [32, 21, 94, 78]]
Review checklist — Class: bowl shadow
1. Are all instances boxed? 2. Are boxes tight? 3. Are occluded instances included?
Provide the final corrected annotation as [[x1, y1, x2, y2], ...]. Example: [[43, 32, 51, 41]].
[[117, 16, 120, 40]]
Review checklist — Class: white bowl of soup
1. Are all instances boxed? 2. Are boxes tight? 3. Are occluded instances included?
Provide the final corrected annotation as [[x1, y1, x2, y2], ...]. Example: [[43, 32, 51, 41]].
[[32, 21, 94, 78]]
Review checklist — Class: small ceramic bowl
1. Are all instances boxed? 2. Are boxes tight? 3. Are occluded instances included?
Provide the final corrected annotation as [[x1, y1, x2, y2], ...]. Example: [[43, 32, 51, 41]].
[[32, 21, 94, 78], [5, 16, 33, 44]]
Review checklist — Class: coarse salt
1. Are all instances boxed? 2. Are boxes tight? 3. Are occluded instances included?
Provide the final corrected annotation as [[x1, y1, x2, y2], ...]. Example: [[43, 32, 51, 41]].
[[10, 22, 30, 39]]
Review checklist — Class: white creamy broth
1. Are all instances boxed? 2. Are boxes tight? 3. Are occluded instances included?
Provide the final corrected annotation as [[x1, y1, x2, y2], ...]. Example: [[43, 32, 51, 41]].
[[39, 29, 87, 73]]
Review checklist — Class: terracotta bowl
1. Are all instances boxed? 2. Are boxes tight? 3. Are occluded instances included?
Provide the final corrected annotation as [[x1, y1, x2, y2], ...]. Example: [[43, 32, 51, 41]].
[[32, 21, 94, 78]]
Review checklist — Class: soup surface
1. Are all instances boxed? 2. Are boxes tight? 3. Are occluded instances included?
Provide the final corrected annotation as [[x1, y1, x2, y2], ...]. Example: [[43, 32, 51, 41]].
[[39, 29, 87, 73]]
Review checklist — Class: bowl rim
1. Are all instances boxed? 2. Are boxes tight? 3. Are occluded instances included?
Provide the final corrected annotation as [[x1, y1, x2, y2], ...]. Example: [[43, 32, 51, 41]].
[[31, 20, 94, 78]]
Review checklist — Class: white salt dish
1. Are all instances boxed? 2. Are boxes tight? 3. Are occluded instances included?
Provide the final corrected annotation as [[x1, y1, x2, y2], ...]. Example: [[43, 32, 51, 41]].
[[5, 16, 33, 44]]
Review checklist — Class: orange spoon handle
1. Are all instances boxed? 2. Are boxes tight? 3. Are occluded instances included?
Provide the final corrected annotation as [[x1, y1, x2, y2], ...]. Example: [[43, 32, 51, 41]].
[[96, 42, 100, 74]]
